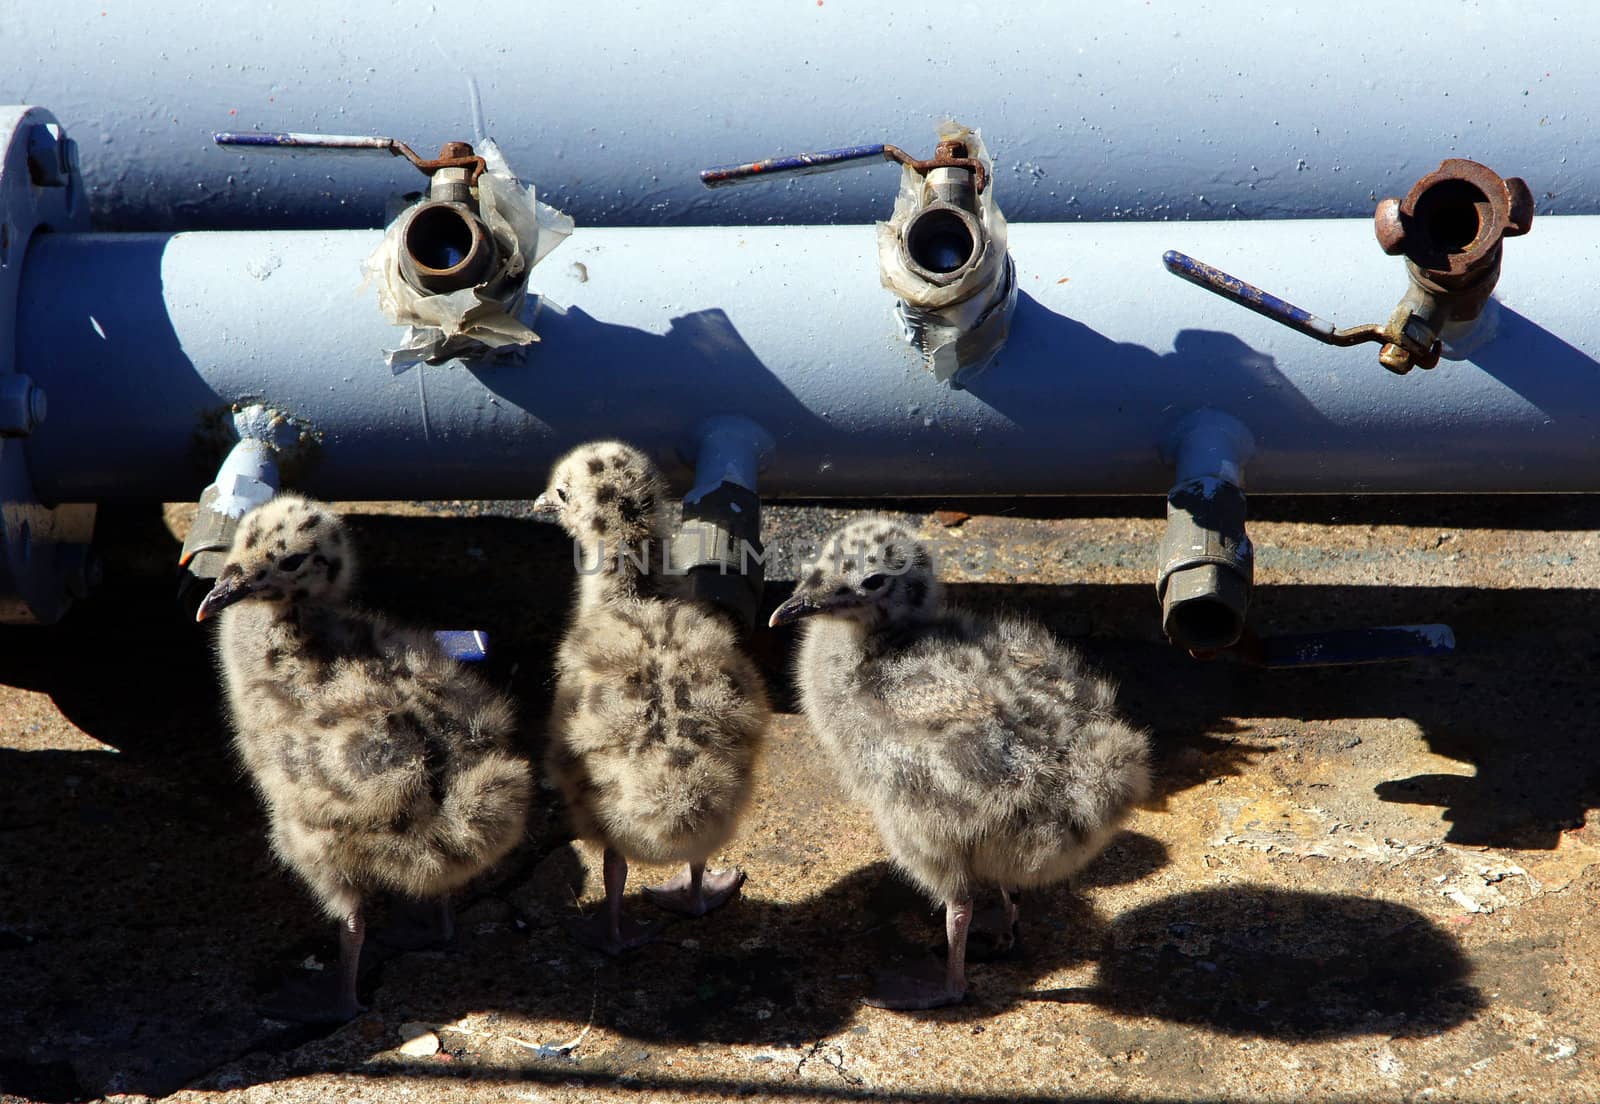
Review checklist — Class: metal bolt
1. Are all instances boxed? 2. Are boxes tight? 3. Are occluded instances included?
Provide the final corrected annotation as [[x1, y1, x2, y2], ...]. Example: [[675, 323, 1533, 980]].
[[1378, 343, 1415, 374], [0, 376, 46, 436], [26, 123, 68, 187]]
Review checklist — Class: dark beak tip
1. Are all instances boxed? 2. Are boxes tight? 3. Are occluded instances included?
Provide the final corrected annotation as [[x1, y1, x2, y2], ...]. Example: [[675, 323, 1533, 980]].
[[195, 577, 250, 623], [768, 595, 818, 628]]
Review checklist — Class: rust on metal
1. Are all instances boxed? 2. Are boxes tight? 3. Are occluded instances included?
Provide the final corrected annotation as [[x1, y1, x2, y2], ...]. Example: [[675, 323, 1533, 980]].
[[1373, 158, 1533, 281], [1368, 159, 1533, 373], [883, 139, 990, 194], [392, 139, 488, 185]]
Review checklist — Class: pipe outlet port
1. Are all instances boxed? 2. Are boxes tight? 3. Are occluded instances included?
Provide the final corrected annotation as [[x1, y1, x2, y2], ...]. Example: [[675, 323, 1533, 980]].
[[1158, 477, 1252, 653], [399, 200, 496, 294], [901, 202, 981, 283]]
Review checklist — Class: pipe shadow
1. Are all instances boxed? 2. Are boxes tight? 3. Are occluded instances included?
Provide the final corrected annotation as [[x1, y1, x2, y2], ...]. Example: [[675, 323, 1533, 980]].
[[943, 578, 1600, 851], [966, 293, 1334, 463], [469, 305, 843, 487], [1464, 304, 1600, 423], [774, 493, 1600, 531]]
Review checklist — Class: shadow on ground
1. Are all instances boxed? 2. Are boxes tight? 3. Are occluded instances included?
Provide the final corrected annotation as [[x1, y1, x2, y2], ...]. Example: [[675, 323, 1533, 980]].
[[0, 503, 1581, 1097]]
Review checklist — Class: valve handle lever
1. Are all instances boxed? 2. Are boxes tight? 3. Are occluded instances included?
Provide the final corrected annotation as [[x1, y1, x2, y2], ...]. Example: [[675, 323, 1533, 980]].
[[215, 131, 410, 156], [701, 139, 989, 192], [1162, 250, 1388, 349], [700, 143, 892, 188], [214, 131, 486, 183]]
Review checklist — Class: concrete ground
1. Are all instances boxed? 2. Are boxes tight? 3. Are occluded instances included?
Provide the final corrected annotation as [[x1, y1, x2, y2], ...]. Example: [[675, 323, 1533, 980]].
[[2, 496, 1598, 1103]]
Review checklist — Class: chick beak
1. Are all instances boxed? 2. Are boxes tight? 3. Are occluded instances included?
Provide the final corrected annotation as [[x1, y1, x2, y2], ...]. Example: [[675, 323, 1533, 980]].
[[768, 591, 826, 628], [195, 574, 255, 623], [531, 492, 561, 523]]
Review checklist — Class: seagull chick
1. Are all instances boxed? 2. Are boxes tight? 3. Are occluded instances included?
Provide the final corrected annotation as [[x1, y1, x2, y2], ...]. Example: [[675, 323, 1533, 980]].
[[199, 495, 532, 1022], [770, 517, 1151, 1009], [536, 441, 770, 953]]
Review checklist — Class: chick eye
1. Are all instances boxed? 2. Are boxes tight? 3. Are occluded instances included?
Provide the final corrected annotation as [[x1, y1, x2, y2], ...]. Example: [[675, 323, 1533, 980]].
[[278, 553, 308, 571], [556, 488, 569, 503], [861, 573, 890, 591]]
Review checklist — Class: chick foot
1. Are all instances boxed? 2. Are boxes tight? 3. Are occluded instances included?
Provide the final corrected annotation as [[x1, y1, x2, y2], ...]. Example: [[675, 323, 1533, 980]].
[[868, 896, 971, 1010], [565, 846, 663, 955], [259, 910, 366, 1023], [643, 862, 746, 917]]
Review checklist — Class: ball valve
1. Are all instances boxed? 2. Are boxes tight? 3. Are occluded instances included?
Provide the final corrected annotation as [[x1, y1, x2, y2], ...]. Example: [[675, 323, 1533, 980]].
[[1163, 159, 1533, 374], [701, 125, 1016, 384], [214, 129, 572, 369]]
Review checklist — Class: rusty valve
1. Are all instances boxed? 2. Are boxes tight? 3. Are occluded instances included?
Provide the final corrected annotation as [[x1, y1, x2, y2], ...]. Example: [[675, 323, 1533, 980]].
[[1370, 159, 1533, 372], [214, 131, 499, 295], [1163, 159, 1533, 375]]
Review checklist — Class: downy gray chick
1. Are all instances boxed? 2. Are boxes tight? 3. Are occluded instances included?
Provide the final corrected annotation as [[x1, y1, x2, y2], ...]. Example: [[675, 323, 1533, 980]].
[[535, 441, 770, 954], [770, 517, 1150, 1009], [199, 495, 531, 1022]]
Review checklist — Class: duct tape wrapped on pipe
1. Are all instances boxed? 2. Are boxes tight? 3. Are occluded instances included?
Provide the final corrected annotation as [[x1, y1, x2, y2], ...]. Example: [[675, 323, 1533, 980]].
[[877, 123, 1017, 384], [364, 139, 574, 370]]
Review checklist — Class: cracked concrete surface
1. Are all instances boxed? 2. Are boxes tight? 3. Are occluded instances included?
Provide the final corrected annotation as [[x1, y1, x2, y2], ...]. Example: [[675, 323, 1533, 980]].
[[2, 497, 1598, 1102]]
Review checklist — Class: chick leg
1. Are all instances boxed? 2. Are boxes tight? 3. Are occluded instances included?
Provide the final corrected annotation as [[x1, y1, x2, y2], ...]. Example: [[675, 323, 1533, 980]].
[[377, 894, 456, 950], [259, 902, 368, 1024], [866, 897, 972, 1010], [643, 861, 746, 917], [965, 886, 1022, 959], [566, 847, 660, 955]]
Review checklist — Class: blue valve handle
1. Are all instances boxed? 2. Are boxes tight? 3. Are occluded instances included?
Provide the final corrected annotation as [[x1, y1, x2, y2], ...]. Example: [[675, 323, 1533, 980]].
[[1237, 624, 1456, 668], [214, 131, 407, 155], [1162, 250, 1384, 348], [433, 629, 490, 663], [700, 143, 890, 188]]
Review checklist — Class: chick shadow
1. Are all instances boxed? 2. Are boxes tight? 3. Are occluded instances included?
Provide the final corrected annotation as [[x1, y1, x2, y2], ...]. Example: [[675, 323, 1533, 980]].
[[1033, 887, 1484, 1040], [381, 835, 1476, 1097], [491, 833, 1163, 1045]]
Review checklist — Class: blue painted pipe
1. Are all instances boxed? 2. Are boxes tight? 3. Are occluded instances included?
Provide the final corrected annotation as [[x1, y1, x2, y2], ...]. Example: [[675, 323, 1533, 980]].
[[5, 1, 1596, 231], [13, 216, 1600, 501]]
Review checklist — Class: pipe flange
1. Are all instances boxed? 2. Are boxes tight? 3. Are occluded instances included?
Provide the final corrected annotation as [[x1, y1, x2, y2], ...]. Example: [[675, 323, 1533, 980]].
[[1373, 158, 1534, 283], [1, 106, 95, 623]]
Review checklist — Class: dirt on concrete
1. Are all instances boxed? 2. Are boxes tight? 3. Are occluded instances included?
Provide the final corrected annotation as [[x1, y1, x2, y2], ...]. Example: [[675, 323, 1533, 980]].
[[2, 497, 1598, 1103]]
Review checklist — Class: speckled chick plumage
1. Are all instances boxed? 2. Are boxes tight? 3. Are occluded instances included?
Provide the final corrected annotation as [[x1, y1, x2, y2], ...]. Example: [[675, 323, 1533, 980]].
[[782, 517, 1151, 907], [540, 442, 770, 868], [209, 495, 532, 921]]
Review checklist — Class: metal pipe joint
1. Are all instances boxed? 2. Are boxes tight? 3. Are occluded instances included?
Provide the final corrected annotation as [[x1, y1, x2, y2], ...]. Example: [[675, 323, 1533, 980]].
[[1371, 159, 1534, 372], [672, 416, 775, 631], [1157, 412, 1256, 654]]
